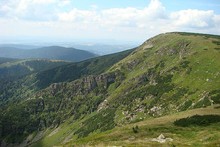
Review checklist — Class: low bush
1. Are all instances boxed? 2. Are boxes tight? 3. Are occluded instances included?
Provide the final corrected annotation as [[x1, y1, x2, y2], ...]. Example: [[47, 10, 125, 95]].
[[174, 115, 220, 127]]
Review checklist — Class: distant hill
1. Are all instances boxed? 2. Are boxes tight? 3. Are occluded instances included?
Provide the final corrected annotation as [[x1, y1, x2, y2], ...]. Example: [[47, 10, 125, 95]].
[[72, 44, 137, 55], [0, 44, 40, 49], [0, 46, 97, 62]]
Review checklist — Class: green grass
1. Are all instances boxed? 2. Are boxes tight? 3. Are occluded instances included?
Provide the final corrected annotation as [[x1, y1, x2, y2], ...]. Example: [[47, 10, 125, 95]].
[[66, 105, 220, 147], [31, 113, 97, 147], [31, 108, 116, 147]]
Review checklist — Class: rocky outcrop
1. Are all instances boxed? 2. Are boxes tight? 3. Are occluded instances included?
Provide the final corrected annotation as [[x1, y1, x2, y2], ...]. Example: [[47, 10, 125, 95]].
[[155, 40, 191, 57], [40, 72, 119, 97], [95, 73, 116, 89], [151, 134, 173, 143]]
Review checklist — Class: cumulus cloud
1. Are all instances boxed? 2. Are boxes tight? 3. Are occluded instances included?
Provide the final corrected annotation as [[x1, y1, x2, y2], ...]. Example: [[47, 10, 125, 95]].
[[32, 0, 56, 5], [57, 0, 167, 29], [58, 9, 98, 23], [213, 15, 220, 26], [0, 0, 59, 20], [171, 9, 215, 28], [0, 0, 220, 42]]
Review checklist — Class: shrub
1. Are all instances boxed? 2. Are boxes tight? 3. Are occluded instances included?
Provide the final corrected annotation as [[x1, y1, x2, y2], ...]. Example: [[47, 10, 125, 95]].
[[174, 115, 220, 127], [132, 125, 139, 133]]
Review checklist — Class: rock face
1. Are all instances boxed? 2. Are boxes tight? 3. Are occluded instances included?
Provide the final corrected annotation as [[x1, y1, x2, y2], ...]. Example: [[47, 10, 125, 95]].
[[95, 73, 116, 89], [41, 72, 119, 97]]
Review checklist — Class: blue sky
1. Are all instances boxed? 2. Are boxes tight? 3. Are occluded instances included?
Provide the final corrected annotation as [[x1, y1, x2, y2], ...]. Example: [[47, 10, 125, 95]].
[[66, 0, 220, 12], [0, 0, 220, 44]]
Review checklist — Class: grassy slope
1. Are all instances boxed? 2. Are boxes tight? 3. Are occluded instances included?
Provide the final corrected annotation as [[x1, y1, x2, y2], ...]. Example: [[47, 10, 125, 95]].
[[103, 32, 220, 118], [31, 32, 220, 147], [31, 105, 220, 147], [67, 105, 220, 147]]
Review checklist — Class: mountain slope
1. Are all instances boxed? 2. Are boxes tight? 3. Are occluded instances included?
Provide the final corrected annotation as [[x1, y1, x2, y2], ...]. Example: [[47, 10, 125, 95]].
[[35, 48, 134, 89], [1, 32, 220, 146], [0, 49, 134, 105], [0, 59, 67, 80], [0, 46, 97, 62], [104, 32, 220, 115], [0, 57, 18, 64], [0, 59, 68, 108], [0, 48, 134, 145], [66, 105, 220, 147]]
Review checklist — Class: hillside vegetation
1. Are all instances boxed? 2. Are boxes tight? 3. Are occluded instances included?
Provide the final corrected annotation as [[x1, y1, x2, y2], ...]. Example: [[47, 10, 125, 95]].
[[0, 57, 18, 64], [0, 32, 220, 147], [0, 48, 133, 108], [66, 105, 220, 147], [0, 49, 133, 106], [0, 59, 67, 80]]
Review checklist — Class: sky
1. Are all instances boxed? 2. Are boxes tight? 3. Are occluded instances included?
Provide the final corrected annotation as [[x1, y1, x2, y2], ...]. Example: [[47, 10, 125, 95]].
[[0, 0, 220, 44]]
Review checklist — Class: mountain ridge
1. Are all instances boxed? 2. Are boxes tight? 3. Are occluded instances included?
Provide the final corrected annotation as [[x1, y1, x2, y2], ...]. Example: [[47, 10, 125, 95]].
[[0, 46, 97, 62], [0, 32, 220, 146]]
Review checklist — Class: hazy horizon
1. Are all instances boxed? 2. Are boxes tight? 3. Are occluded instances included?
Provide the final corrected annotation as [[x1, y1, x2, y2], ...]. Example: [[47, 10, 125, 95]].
[[0, 40, 138, 55]]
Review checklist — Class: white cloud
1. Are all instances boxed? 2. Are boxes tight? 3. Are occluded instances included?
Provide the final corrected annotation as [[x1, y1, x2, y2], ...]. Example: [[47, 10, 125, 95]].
[[0, 4, 12, 14], [0, 0, 58, 20], [32, 0, 56, 5], [171, 9, 215, 28], [0, 0, 220, 42], [100, 7, 138, 27], [58, 0, 71, 7], [58, 9, 98, 23], [144, 0, 166, 19], [213, 15, 220, 26], [57, 0, 167, 29]]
